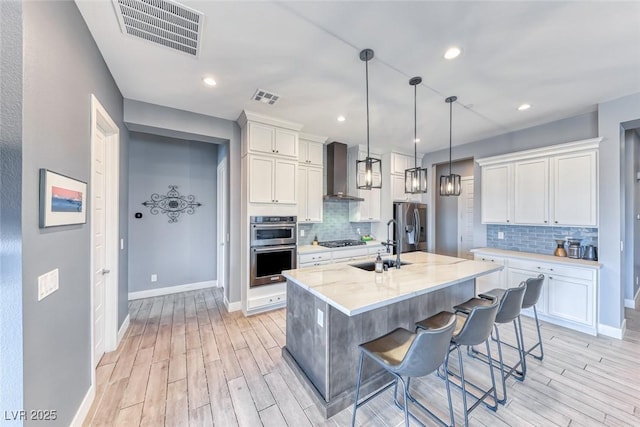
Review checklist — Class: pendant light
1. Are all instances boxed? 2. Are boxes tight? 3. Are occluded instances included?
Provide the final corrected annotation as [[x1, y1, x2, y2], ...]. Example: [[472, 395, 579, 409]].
[[404, 77, 428, 194], [439, 96, 461, 196], [356, 48, 382, 190]]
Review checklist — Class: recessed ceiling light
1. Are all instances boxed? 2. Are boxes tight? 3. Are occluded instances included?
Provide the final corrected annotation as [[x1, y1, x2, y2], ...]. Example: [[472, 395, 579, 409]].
[[337, 115, 346, 122], [202, 76, 217, 87], [518, 103, 531, 111], [444, 47, 461, 60]]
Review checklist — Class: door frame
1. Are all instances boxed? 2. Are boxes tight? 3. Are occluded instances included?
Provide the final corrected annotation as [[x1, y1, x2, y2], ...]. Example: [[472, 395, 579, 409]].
[[457, 176, 474, 259], [217, 159, 228, 290], [90, 94, 120, 370]]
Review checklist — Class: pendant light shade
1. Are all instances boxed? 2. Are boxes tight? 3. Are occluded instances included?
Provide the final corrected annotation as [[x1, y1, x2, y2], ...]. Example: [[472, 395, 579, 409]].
[[439, 96, 461, 196], [405, 77, 428, 194], [356, 49, 382, 190]]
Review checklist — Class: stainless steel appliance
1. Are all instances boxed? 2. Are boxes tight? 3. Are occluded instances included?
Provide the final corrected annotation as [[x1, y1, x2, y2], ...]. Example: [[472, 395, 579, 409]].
[[567, 239, 582, 259], [393, 202, 427, 253], [250, 216, 297, 287], [582, 245, 598, 261]]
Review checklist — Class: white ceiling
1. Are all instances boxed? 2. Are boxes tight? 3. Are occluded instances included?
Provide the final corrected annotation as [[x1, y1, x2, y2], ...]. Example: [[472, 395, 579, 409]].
[[76, 0, 640, 154]]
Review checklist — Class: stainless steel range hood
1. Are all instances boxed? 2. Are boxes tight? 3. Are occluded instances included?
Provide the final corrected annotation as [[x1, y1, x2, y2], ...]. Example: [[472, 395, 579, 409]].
[[323, 142, 364, 201]]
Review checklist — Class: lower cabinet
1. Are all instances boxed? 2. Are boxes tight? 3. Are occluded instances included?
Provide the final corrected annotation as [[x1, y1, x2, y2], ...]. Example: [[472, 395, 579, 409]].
[[473, 250, 598, 335], [473, 255, 507, 293]]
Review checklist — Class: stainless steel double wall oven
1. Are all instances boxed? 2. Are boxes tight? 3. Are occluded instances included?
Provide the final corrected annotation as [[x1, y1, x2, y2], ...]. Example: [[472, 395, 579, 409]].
[[249, 216, 297, 287]]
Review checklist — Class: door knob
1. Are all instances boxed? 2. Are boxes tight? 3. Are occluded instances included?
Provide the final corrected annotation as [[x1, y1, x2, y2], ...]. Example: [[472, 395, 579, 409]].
[[101, 269, 110, 275]]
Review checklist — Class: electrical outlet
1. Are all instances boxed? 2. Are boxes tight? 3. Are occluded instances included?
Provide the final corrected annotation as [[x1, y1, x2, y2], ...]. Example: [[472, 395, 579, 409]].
[[317, 309, 324, 327], [151, 274, 157, 282], [497, 231, 505, 240], [300, 229, 305, 237], [120, 238, 124, 250], [357, 228, 361, 235], [38, 268, 59, 301]]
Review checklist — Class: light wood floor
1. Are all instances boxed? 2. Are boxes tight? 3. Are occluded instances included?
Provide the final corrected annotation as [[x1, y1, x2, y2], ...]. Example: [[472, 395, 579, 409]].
[[85, 287, 640, 426]]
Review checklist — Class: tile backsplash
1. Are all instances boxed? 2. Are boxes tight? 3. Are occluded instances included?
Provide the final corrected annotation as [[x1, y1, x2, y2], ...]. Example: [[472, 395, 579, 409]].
[[487, 224, 598, 256], [298, 201, 371, 245]]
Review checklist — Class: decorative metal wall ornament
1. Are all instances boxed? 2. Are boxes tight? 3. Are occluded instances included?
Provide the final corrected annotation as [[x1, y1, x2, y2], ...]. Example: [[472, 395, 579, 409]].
[[142, 185, 202, 223]]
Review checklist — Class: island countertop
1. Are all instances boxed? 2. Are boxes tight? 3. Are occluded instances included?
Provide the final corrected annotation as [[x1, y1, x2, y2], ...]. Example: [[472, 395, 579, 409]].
[[282, 251, 502, 316]]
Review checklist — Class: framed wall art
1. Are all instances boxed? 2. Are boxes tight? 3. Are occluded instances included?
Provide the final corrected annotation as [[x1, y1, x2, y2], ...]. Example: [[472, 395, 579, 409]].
[[39, 169, 87, 228]]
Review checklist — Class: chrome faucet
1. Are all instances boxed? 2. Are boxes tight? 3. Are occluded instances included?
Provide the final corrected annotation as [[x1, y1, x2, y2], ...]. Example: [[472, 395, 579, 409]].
[[381, 219, 402, 268]]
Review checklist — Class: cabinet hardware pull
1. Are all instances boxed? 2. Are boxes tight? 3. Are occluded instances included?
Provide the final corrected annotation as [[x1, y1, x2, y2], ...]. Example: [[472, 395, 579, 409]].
[[554, 221, 558, 223], [550, 268, 554, 271]]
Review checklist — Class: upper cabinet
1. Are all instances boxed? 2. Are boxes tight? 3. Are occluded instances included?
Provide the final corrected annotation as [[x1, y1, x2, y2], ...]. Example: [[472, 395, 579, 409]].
[[246, 122, 298, 158], [478, 138, 600, 227], [389, 152, 425, 202], [348, 146, 382, 222], [248, 155, 297, 204], [298, 134, 325, 166]]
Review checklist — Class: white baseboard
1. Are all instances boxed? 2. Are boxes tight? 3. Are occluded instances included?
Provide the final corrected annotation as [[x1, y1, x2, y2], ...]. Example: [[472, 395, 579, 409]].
[[128, 280, 216, 300], [117, 314, 130, 345], [598, 319, 627, 339], [224, 294, 242, 312], [625, 287, 640, 309], [70, 384, 95, 427]]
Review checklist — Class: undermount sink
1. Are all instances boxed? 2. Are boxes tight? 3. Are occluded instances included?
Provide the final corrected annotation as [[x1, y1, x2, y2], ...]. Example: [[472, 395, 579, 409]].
[[349, 260, 411, 271]]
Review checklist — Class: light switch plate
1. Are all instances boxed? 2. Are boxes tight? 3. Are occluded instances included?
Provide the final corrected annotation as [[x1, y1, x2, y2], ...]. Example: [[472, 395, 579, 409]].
[[317, 309, 324, 327], [498, 231, 505, 240], [151, 274, 157, 282], [300, 229, 305, 237], [38, 268, 59, 301]]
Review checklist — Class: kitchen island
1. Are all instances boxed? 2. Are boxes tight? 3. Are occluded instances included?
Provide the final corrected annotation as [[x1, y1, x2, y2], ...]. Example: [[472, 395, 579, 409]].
[[281, 251, 502, 418]]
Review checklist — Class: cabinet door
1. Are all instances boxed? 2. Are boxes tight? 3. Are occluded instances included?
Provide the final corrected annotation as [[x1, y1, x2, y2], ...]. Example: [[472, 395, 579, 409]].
[[297, 166, 309, 221], [391, 153, 409, 175], [274, 128, 298, 158], [368, 187, 381, 221], [274, 159, 297, 204], [306, 141, 324, 166], [249, 156, 274, 203], [507, 267, 547, 315], [306, 167, 323, 222], [481, 164, 512, 224], [547, 275, 593, 326], [514, 158, 549, 225], [552, 151, 597, 226], [392, 175, 408, 201], [474, 255, 506, 293], [248, 122, 275, 154]]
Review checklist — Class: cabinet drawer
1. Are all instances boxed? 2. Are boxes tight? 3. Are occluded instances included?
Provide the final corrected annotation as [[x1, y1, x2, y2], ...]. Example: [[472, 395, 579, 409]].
[[299, 252, 331, 264], [247, 293, 285, 309], [508, 259, 592, 281], [299, 260, 331, 268], [332, 247, 370, 261]]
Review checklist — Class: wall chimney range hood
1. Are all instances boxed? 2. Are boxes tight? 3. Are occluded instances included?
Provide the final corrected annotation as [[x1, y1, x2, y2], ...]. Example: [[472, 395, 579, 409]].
[[324, 142, 364, 201]]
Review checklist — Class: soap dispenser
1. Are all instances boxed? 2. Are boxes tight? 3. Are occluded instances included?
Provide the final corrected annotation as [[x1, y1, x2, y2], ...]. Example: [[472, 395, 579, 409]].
[[375, 253, 383, 273]]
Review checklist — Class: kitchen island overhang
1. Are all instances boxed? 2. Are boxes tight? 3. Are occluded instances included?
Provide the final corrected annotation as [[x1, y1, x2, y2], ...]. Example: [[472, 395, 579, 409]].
[[281, 251, 502, 418]]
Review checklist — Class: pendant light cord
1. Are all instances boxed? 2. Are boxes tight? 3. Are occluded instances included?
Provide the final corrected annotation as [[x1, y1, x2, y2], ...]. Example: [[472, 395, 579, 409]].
[[365, 56, 370, 159], [449, 99, 453, 175], [414, 84, 417, 169]]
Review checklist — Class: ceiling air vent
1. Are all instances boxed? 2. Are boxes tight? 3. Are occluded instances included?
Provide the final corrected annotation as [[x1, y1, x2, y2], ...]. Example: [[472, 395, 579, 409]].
[[252, 89, 280, 105], [112, 0, 204, 56]]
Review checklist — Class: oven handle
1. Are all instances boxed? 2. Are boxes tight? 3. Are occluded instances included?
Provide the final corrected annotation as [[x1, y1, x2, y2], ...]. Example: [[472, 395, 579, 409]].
[[252, 223, 296, 229], [252, 245, 297, 253]]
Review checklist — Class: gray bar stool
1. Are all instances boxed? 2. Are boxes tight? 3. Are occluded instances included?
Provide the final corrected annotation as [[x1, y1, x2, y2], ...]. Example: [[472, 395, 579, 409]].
[[417, 300, 500, 427], [351, 312, 457, 427], [456, 282, 527, 404], [520, 274, 545, 361]]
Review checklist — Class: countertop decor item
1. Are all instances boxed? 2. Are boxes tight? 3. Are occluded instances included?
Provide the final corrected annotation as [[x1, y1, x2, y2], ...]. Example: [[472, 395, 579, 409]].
[[439, 96, 462, 196], [582, 245, 598, 261], [142, 185, 202, 223], [404, 76, 428, 194], [355, 48, 382, 190], [567, 238, 582, 259], [39, 168, 87, 228]]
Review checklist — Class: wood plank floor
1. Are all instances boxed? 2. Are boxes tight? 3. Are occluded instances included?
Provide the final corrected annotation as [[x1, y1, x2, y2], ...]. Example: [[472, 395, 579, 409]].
[[85, 288, 640, 426]]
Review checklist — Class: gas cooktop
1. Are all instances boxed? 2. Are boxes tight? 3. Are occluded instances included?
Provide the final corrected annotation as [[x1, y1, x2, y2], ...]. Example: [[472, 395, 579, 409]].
[[318, 239, 366, 248]]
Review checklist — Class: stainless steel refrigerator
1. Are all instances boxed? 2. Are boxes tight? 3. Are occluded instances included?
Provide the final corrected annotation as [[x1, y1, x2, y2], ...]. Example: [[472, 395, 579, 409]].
[[393, 202, 427, 253]]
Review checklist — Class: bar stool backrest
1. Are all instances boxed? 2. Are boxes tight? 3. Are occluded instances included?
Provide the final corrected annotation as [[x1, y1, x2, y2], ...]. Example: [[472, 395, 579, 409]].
[[495, 282, 527, 323], [522, 274, 545, 309], [395, 315, 456, 378], [453, 300, 499, 347]]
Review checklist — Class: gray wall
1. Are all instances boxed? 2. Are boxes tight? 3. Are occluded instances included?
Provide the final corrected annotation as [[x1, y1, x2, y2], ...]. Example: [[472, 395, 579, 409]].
[[123, 99, 242, 303], [128, 133, 217, 292], [0, 0, 25, 418], [434, 159, 474, 256], [624, 128, 640, 303], [21, 1, 129, 425]]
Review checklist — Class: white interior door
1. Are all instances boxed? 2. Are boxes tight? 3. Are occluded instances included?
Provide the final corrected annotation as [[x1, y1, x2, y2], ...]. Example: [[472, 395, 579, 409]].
[[90, 95, 120, 370], [92, 125, 107, 364], [458, 176, 474, 259], [217, 161, 227, 290]]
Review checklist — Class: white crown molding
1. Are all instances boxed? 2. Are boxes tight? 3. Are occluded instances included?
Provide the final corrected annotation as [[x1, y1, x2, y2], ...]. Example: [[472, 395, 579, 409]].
[[237, 110, 303, 131], [299, 132, 328, 143]]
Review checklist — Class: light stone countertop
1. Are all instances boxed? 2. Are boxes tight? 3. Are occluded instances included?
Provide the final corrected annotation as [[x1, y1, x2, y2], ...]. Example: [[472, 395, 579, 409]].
[[297, 240, 384, 255], [471, 247, 602, 269], [282, 251, 502, 316]]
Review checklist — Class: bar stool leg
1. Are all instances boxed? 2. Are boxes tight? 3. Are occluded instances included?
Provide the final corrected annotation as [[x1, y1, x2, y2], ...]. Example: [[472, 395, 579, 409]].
[[351, 353, 365, 427], [456, 344, 470, 427], [493, 325, 509, 404], [514, 318, 527, 380], [443, 351, 455, 426], [398, 376, 410, 427], [532, 305, 544, 360]]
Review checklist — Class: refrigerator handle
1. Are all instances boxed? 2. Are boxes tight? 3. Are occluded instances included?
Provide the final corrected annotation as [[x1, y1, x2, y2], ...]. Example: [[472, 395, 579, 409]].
[[413, 208, 420, 246]]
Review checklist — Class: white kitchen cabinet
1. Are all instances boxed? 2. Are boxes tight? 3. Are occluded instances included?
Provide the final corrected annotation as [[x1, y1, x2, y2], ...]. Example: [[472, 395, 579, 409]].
[[547, 273, 594, 327], [249, 155, 297, 204], [514, 158, 549, 225], [390, 153, 410, 175], [552, 151, 597, 226], [299, 138, 324, 167], [473, 254, 507, 293], [481, 164, 513, 224], [350, 172, 381, 222], [247, 122, 298, 158], [298, 166, 323, 222], [507, 266, 547, 315]]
